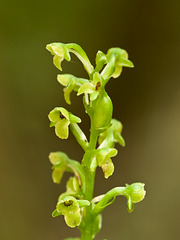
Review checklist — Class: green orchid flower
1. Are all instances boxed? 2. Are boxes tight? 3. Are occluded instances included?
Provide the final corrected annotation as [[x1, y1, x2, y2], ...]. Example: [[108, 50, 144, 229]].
[[46, 43, 71, 71], [48, 107, 81, 139], [82, 147, 117, 178], [101, 47, 134, 81], [53, 196, 90, 228], [49, 152, 68, 184], [49, 151, 84, 184], [57, 74, 89, 104], [107, 48, 134, 78], [96, 148, 118, 178], [77, 72, 104, 101], [98, 119, 125, 148], [123, 183, 146, 212], [46, 42, 94, 74]]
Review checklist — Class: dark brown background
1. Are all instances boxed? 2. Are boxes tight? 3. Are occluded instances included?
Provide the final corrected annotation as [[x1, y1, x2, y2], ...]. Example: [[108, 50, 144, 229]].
[[0, 0, 180, 239]]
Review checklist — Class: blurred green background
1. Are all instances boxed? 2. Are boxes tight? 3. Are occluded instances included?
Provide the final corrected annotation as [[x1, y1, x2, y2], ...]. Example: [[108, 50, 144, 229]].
[[0, 0, 180, 239]]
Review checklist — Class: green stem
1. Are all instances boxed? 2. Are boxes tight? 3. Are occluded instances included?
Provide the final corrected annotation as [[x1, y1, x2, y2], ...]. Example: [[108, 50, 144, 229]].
[[80, 218, 94, 240], [80, 127, 99, 239], [88, 128, 98, 150], [83, 128, 98, 200]]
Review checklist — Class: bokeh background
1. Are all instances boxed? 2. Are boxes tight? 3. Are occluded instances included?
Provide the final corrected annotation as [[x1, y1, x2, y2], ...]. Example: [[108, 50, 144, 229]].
[[0, 0, 180, 239]]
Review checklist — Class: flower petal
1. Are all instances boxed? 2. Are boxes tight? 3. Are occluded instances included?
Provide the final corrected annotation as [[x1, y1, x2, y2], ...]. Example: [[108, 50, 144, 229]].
[[57, 74, 71, 86], [64, 87, 72, 105], [55, 119, 70, 139], [48, 108, 61, 122], [48, 107, 70, 123], [53, 55, 63, 71], [52, 168, 65, 184], [64, 211, 81, 228], [77, 83, 95, 95], [49, 151, 69, 165]]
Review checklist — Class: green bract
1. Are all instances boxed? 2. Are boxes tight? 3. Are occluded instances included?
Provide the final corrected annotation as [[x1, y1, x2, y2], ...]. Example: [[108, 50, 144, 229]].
[[47, 42, 146, 240], [90, 90, 113, 131], [48, 107, 81, 139]]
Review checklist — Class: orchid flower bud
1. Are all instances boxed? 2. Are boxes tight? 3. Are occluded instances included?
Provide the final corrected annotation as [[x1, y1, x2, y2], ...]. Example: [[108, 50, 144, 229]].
[[123, 183, 146, 212]]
